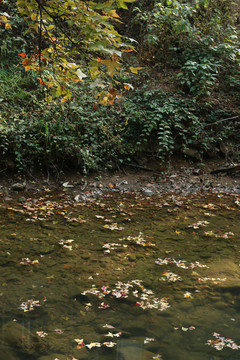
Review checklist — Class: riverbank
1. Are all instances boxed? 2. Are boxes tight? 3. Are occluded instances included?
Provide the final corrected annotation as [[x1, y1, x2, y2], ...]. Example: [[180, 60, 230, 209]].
[[0, 158, 240, 202]]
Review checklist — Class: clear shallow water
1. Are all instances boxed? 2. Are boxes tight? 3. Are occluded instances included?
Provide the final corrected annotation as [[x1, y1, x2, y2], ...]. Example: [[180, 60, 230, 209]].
[[1, 191, 240, 360]]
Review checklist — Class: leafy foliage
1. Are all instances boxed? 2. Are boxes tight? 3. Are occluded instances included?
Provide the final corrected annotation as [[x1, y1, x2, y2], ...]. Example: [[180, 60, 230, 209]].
[[119, 88, 215, 158], [128, 0, 240, 96], [0, 0, 138, 101], [0, 0, 240, 173], [1, 76, 238, 173]]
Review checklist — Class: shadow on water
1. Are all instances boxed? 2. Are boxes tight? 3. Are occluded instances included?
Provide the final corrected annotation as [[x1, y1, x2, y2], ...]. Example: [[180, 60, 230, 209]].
[[1, 191, 240, 359]]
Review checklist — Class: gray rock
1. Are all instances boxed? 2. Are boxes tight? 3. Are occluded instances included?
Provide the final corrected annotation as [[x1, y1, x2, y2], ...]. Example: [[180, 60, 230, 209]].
[[192, 168, 201, 175], [142, 189, 155, 196], [17, 196, 27, 204], [11, 182, 26, 191], [184, 148, 201, 161]]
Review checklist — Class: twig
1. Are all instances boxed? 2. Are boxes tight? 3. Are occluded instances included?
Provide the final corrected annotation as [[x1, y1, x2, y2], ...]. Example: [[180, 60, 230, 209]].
[[123, 163, 154, 171], [34, 0, 79, 49], [210, 164, 240, 174], [204, 115, 239, 127]]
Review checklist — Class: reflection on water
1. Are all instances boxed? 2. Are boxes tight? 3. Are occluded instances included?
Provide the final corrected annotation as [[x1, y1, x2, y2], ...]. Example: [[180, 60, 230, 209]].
[[0, 191, 240, 360]]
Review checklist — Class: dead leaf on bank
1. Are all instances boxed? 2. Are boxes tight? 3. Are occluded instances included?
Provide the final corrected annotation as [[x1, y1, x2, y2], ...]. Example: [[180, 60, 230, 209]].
[[108, 183, 114, 190], [62, 182, 74, 188]]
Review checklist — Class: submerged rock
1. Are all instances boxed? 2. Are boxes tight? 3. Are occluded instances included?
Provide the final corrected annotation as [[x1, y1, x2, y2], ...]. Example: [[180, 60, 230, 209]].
[[0, 347, 20, 360], [38, 354, 70, 360], [123, 319, 146, 334], [17, 196, 27, 204], [0, 321, 48, 357], [208, 259, 240, 291], [39, 243, 55, 254], [81, 253, 90, 260], [127, 254, 136, 262], [209, 259, 240, 278], [117, 339, 155, 360], [71, 347, 90, 360]]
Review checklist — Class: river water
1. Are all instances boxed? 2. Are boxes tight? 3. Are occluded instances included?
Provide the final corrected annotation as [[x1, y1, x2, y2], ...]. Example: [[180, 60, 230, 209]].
[[1, 191, 240, 360]]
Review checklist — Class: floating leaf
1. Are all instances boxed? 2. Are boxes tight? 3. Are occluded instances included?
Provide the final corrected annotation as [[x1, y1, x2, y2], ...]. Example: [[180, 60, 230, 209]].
[[103, 324, 115, 329], [103, 342, 117, 347], [36, 331, 48, 337], [207, 333, 240, 350], [105, 331, 122, 337], [85, 342, 101, 349], [144, 337, 155, 344]]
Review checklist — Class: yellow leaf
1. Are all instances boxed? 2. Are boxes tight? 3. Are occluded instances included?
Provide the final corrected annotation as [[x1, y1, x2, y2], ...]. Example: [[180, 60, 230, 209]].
[[129, 66, 143, 74], [22, 58, 31, 65], [117, 0, 135, 9], [108, 10, 120, 18], [34, 23, 39, 33], [56, 85, 62, 97], [90, 66, 100, 78], [5, 23, 12, 29], [24, 65, 33, 71], [61, 93, 71, 103], [61, 96, 68, 103], [30, 13, 37, 21], [123, 83, 134, 90], [45, 95, 53, 102], [99, 96, 109, 105], [45, 81, 54, 88], [47, 24, 55, 30], [102, 59, 120, 77], [0, 16, 8, 23]]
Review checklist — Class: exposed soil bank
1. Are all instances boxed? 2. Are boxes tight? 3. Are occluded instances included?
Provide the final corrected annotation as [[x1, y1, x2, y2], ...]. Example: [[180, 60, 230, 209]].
[[0, 158, 240, 202]]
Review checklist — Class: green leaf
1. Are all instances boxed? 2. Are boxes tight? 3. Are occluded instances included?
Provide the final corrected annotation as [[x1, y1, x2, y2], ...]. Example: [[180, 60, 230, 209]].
[[56, 85, 62, 97], [116, 0, 135, 9]]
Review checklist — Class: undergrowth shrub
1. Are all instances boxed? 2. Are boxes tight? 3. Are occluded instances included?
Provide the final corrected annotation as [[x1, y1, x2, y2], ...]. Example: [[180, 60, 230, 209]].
[[0, 67, 40, 111], [0, 78, 238, 174], [127, 0, 240, 97], [0, 0, 40, 69], [0, 82, 127, 173], [118, 89, 200, 158]]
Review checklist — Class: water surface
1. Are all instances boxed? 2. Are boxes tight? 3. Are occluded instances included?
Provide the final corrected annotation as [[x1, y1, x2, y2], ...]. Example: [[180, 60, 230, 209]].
[[1, 191, 240, 360]]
